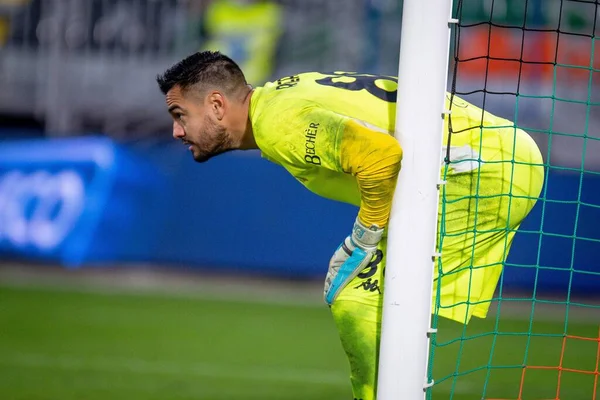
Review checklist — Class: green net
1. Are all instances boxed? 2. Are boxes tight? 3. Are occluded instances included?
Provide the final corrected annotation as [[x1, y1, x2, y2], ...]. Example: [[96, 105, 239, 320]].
[[427, 1, 600, 399]]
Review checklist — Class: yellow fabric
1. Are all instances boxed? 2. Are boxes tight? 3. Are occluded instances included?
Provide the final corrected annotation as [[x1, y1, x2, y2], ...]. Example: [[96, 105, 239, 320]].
[[338, 121, 402, 227], [329, 123, 543, 400], [250, 73, 544, 399], [435, 96, 544, 321], [250, 72, 544, 323], [202, 0, 282, 85], [331, 239, 386, 400], [250, 72, 403, 229]]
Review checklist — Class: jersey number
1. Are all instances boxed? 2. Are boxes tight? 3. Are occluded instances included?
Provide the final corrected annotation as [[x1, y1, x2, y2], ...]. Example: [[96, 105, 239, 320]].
[[315, 72, 397, 103]]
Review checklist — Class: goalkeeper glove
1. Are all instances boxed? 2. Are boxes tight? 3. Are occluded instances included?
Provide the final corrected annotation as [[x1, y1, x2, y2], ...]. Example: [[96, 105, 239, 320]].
[[324, 217, 384, 305]]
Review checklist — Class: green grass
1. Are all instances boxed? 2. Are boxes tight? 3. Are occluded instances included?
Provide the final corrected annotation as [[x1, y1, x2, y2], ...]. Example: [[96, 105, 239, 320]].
[[0, 284, 597, 400], [430, 309, 599, 399]]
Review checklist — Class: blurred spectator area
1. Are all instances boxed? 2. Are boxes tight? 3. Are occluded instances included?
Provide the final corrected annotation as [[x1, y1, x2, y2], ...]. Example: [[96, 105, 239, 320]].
[[0, 0, 599, 169], [0, 0, 399, 138]]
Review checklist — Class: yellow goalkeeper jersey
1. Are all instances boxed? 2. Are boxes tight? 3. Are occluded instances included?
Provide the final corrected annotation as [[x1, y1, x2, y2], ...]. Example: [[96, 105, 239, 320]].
[[249, 72, 404, 229], [249, 72, 544, 323]]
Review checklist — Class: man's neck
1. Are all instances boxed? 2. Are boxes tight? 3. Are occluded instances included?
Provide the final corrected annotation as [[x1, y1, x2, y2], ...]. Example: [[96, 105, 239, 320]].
[[239, 87, 258, 150]]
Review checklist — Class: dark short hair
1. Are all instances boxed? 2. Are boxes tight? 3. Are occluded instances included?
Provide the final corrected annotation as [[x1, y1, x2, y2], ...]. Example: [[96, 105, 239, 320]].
[[156, 51, 247, 96]]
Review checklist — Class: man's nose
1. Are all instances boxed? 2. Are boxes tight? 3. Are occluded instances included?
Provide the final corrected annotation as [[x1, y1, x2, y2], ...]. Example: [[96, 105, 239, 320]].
[[173, 121, 185, 139]]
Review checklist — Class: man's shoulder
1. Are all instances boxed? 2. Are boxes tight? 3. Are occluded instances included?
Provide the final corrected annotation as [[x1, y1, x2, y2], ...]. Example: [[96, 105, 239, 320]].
[[260, 71, 382, 93], [254, 70, 372, 113], [250, 77, 322, 121]]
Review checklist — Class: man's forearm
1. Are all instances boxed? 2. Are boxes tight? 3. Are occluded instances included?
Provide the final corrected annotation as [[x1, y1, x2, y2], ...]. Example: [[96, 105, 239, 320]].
[[338, 121, 402, 228]]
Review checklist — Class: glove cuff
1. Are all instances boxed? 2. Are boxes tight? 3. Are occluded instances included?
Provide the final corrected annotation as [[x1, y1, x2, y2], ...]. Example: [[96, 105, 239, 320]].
[[351, 217, 384, 249]]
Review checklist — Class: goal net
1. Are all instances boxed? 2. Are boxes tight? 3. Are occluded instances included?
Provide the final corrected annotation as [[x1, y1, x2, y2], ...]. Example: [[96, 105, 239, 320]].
[[428, 1, 600, 399]]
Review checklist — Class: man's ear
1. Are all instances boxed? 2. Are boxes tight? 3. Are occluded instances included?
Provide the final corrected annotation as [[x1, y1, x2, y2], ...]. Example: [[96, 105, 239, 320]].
[[208, 91, 225, 121]]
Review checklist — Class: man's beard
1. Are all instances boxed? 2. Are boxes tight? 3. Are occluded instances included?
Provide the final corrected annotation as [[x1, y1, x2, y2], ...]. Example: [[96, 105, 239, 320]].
[[193, 122, 234, 163]]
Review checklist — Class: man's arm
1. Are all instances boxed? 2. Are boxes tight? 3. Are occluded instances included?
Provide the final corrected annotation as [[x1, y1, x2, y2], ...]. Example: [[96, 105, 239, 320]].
[[254, 103, 402, 305], [324, 120, 402, 304], [338, 119, 403, 229]]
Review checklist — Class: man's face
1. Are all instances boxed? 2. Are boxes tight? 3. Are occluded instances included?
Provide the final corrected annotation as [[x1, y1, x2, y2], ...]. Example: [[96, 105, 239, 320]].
[[165, 85, 232, 163]]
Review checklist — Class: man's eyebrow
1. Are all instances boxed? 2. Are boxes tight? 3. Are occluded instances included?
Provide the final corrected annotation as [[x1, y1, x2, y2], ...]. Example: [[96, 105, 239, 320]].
[[168, 105, 183, 113]]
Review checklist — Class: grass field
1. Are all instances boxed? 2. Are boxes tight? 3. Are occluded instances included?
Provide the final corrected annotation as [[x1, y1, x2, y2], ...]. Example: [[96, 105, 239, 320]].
[[0, 272, 598, 400]]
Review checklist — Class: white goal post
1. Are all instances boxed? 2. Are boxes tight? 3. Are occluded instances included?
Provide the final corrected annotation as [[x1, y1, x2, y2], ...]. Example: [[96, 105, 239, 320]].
[[377, 1, 455, 399]]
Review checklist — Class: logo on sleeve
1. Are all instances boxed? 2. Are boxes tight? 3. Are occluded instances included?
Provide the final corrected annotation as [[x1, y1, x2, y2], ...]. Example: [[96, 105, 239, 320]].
[[304, 122, 321, 165]]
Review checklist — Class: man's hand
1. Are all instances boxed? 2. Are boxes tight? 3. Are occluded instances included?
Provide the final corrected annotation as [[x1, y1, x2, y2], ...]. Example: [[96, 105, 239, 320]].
[[324, 218, 384, 305]]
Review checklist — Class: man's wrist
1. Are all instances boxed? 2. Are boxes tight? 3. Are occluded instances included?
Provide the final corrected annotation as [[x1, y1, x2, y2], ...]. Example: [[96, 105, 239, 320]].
[[351, 217, 384, 249]]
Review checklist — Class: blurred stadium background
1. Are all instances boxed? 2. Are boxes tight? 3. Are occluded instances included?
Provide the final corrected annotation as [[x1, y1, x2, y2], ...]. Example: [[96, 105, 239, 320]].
[[0, 0, 598, 399]]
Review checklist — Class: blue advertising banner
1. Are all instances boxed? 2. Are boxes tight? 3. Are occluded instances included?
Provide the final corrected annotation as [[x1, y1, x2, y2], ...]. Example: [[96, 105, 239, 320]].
[[0, 137, 166, 266], [503, 170, 600, 296], [0, 135, 598, 295], [141, 144, 357, 277]]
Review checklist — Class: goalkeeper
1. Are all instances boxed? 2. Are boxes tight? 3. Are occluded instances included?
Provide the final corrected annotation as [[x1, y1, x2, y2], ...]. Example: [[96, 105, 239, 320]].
[[157, 51, 544, 400]]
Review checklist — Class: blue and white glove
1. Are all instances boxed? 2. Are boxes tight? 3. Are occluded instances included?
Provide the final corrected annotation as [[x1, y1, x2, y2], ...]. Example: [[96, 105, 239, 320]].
[[324, 217, 384, 305]]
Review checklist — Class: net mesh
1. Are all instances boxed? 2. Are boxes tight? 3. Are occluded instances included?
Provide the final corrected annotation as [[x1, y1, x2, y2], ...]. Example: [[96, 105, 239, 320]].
[[427, 1, 600, 399]]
